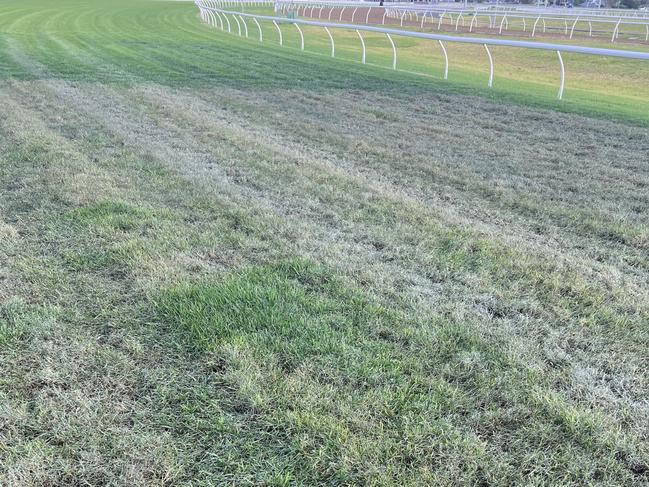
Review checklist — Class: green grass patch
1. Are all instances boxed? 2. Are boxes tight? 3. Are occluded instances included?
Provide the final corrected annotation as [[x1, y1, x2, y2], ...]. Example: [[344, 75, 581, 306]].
[[0, 299, 58, 345], [152, 259, 649, 484], [155, 259, 391, 353], [63, 201, 170, 232]]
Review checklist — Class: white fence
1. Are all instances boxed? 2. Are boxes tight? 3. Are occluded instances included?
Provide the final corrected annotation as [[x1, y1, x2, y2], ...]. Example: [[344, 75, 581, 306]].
[[274, 0, 649, 42], [194, 1, 649, 100]]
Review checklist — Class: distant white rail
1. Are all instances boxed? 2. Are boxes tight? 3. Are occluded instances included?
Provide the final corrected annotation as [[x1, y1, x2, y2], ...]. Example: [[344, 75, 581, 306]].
[[200, 0, 274, 7], [195, 1, 649, 100], [274, 0, 649, 42], [478, 5, 649, 19], [273, 1, 649, 20]]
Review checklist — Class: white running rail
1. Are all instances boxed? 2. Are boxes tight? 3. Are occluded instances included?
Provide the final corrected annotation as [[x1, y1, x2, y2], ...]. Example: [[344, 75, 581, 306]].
[[195, 1, 649, 101]]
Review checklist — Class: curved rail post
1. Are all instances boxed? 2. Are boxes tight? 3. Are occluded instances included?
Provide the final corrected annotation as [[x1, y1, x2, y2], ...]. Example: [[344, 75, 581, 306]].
[[532, 17, 540, 37], [522, 17, 526, 32], [455, 13, 463, 31], [589, 20, 593, 36], [356, 29, 366, 64], [223, 12, 231, 32], [400, 11, 406, 27], [646, 24, 649, 42], [484, 44, 493, 87], [612, 18, 621, 42], [324, 26, 335, 57], [386, 33, 396, 70], [382, 11, 387, 25], [213, 9, 222, 28], [339, 6, 346, 22], [215, 10, 225, 30], [557, 50, 565, 99], [273, 19, 283, 45], [564, 19, 568, 36], [233, 14, 242, 36], [439, 40, 448, 79], [470, 13, 478, 32], [207, 9, 217, 27], [569, 17, 579, 39], [499, 14, 507, 35], [318, 6, 324, 19], [203, 9, 213, 28], [253, 17, 263, 41], [438, 12, 445, 30], [421, 12, 427, 29], [239, 14, 248, 37], [366, 7, 372, 24], [351, 7, 358, 23], [204, 10, 214, 27], [294, 22, 304, 50], [328, 6, 334, 21]]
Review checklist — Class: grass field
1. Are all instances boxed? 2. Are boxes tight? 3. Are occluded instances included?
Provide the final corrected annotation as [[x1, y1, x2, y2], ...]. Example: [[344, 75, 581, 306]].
[[1, 0, 649, 485]]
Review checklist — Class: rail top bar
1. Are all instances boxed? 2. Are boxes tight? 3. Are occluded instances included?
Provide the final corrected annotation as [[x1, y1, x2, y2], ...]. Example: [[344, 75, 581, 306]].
[[203, 6, 649, 60]]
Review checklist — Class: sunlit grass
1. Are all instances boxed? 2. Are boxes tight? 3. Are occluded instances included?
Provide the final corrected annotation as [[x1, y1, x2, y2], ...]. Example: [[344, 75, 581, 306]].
[[231, 5, 649, 121]]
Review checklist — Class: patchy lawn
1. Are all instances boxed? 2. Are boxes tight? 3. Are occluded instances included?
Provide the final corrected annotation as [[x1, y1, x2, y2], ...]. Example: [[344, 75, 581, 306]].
[[1, 0, 648, 485]]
